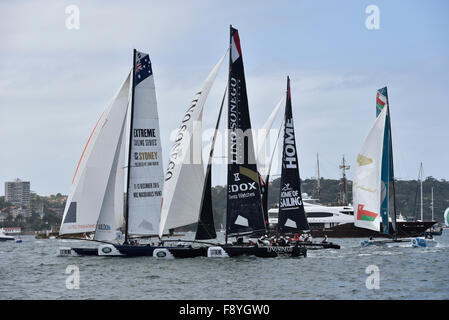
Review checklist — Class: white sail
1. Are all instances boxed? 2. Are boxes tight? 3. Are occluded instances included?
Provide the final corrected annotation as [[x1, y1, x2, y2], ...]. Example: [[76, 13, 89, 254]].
[[159, 53, 226, 237], [257, 96, 284, 181], [127, 51, 164, 236], [444, 207, 449, 227], [353, 107, 388, 231], [94, 114, 127, 241], [60, 72, 131, 235], [114, 117, 127, 232]]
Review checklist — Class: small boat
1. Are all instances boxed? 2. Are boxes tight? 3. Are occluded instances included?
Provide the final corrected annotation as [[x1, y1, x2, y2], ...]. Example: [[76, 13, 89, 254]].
[[58, 48, 165, 256], [0, 229, 15, 241], [411, 236, 438, 248], [427, 226, 443, 236], [361, 238, 411, 247]]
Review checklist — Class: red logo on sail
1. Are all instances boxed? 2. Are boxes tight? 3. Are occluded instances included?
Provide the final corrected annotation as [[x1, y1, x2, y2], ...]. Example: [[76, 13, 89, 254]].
[[231, 28, 242, 63], [233, 31, 242, 57], [357, 204, 378, 222]]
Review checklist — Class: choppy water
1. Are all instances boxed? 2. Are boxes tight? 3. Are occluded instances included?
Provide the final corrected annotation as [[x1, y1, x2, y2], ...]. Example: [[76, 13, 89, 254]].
[[1, 230, 448, 299]]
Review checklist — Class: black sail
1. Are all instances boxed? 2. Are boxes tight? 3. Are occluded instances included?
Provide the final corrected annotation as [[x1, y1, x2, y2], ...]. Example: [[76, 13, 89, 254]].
[[226, 26, 266, 238], [278, 77, 310, 234], [261, 174, 269, 225], [195, 163, 217, 240], [195, 86, 228, 240]]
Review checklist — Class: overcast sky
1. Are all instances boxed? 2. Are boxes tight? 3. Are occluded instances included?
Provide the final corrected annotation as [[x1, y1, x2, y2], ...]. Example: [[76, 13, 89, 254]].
[[1, 0, 448, 196]]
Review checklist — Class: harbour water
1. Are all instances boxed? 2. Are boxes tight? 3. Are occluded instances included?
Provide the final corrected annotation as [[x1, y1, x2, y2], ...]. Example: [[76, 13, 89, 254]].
[[1, 230, 448, 300]]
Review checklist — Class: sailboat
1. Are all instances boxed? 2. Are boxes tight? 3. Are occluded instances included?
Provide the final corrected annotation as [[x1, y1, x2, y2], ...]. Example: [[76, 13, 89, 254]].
[[354, 87, 393, 246], [157, 26, 307, 258], [58, 49, 165, 256], [266, 77, 340, 250], [0, 229, 15, 241], [409, 163, 439, 246], [355, 87, 433, 247], [96, 44, 229, 258]]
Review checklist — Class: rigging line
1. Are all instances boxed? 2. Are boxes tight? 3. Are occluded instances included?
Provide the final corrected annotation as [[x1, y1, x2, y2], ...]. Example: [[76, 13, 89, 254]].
[[265, 118, 284, 183]]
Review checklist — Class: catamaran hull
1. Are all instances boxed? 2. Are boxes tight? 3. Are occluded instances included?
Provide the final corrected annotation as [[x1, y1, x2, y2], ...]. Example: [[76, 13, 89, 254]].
[[361, 238, 412, 247], [72, 248, 99, 256], [411, 237, 438, 248], [114, 245, 207, 258], [58, 242, 307, 258], [292, 242, 340, 250], [103, 244, 307, 258]]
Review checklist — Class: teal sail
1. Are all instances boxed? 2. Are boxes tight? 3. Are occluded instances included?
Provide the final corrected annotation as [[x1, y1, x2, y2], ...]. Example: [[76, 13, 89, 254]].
[[376, 87, 396, 234]]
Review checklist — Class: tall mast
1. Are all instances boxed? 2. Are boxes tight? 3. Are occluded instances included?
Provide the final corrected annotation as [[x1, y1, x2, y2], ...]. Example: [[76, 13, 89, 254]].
[[225, 26, 232, 245], [315, 153, 321, 199], [431, 187, 434, 221], [124, 49, 137, 243], [384, 90, 397, 233], [339, 155, 350, 205], [420, 162, 424, 221]]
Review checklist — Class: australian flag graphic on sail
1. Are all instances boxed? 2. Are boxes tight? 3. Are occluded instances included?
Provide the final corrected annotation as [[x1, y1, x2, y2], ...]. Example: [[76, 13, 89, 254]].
[[134, 51, 153, 87]]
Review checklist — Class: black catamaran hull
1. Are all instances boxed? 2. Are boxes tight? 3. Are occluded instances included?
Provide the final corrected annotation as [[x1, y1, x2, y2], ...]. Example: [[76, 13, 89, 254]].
[[72, 247, 99, 256], [96, 244, 307, 258], [292, 242, 340, 250], [114, 245, 207, 258]]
